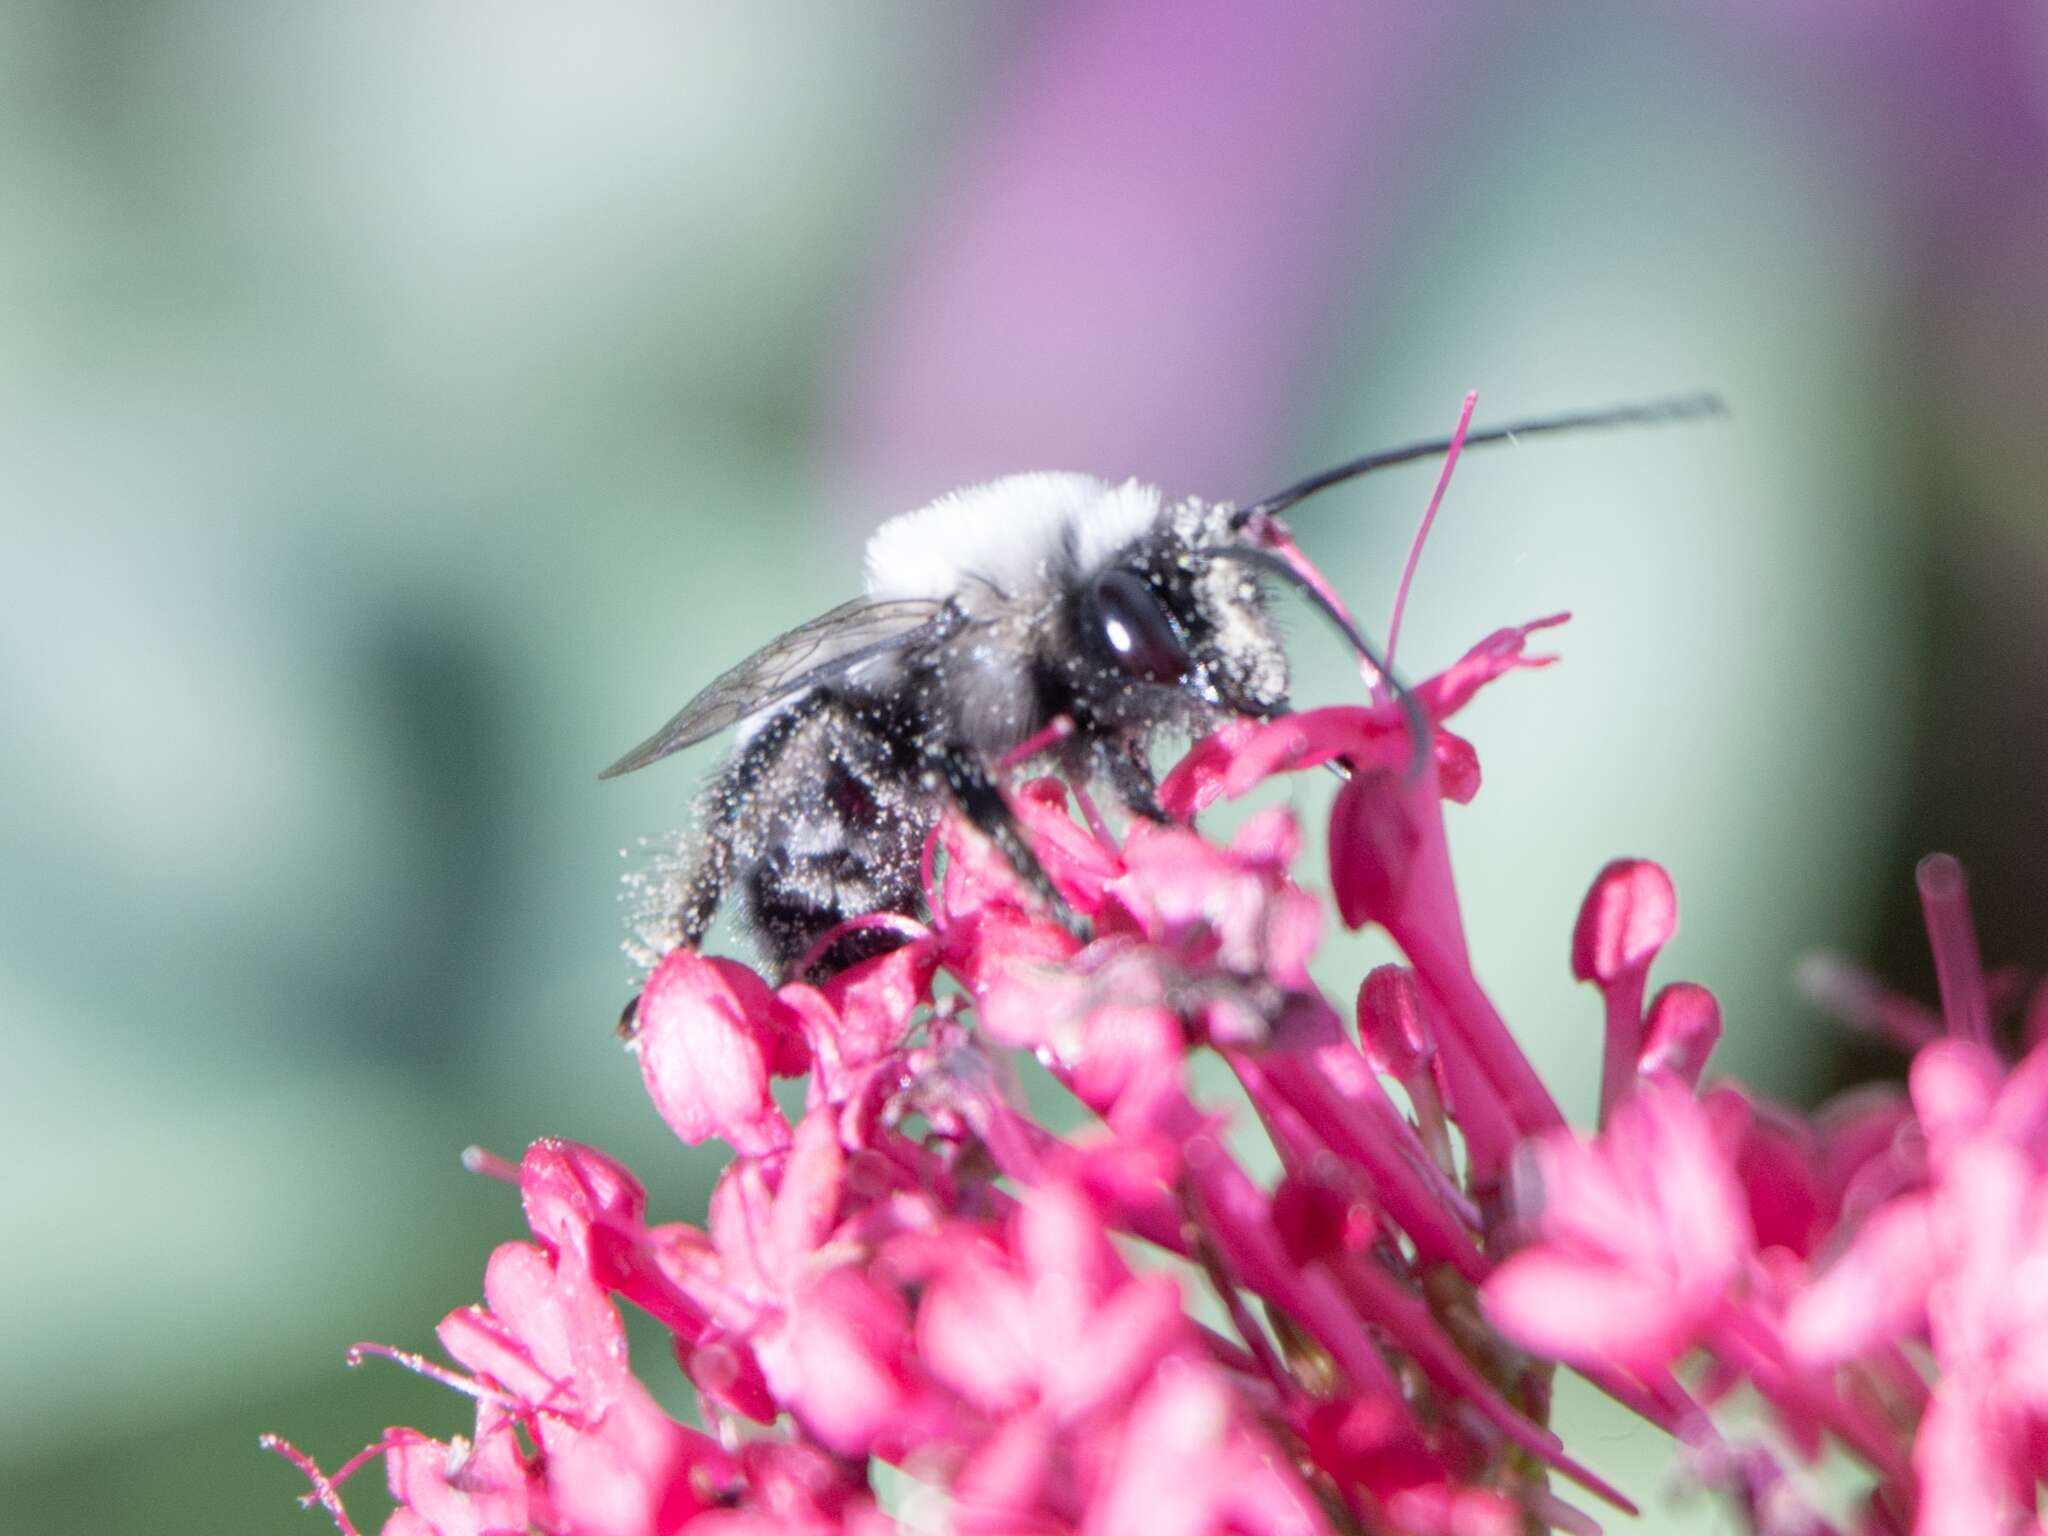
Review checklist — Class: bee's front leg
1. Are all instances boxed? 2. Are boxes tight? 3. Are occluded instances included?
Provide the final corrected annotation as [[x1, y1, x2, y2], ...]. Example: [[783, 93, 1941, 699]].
[[1098, 738, 1171, 824], [933, 741, 1088, 940]]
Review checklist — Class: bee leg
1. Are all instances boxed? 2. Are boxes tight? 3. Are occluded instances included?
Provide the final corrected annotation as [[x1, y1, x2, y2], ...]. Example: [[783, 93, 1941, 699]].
[[677, 830, 731, 950], [936, 742, 1087, 939], [673, 697, 820, 955], [1100, 739, 1171, 824]]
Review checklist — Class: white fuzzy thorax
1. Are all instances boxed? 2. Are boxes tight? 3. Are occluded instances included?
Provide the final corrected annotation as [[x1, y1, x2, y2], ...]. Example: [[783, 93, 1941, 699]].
[[863, 473, 1162, 601]]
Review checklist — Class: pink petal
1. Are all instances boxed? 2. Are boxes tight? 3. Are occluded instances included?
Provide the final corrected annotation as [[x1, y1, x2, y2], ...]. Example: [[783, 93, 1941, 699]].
[[770, 1108, 847, 1270], [1929, 1139, 2034, 1364], [1260, 886, 1324, 988], [1328, 768, 1420, 930], [772, 1267, 917, 1458], [950, 1407, 1056, 1526], [1215, 1442, 1341, 1536], [706, 1159, 780, 1301], [1783, 1195, 1935, 1366], [436, 1295, 552, 1410], [1413, 613, 1569, 720], [683, 1335, 777, 1425], [916, 1251, 1038, 1412], [515, 1140, 681, 1324], [1082, 1362, 1231, 1536], [1019, 1181, 1124, 1304], [1384, 1483, 1521, 1536], [1304, 1392, 1439, 1498], [1229, 805, 1302, 869], [1730, 1105, 1827, 1258], [939, 903, 1082, 998], [384, 1426, 531, 1536], [1629, 1077, 1753, 1277], [1483, 1249, 1702, 1373], [1909, 1037, 2004, 1157], [1051, 1273, 1187, 1419], [1517, 1134, 1642, 1255], [1271, 1168, 1357, 1267], [479, 1240, 629, 1420], [545, 1380, 727, 1536], [1812, 1085, 1913, 1216], [1067, 1002, 1187, 1116], [1433, 727, 1482, 804], [1012, 776, 1127, 906], [817, 942, 935, 1068], [1157, 707, 1390, 819], [1701, 1085, 1824, 1269], [1991, 1036, 2048, 1152], [1913, 1380, 2032, 1535]]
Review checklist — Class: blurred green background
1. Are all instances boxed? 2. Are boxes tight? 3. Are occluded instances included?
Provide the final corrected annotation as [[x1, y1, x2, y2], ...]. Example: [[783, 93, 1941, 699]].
[[6, 3, 2045, 1530]]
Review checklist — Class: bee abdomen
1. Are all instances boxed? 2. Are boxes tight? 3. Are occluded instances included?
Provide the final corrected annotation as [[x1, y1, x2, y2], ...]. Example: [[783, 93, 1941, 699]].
[[706, 690, 936, 979]]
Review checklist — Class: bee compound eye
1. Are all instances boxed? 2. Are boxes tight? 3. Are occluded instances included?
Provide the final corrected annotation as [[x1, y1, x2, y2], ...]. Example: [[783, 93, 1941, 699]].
[[1092, 569, 1190, 686]]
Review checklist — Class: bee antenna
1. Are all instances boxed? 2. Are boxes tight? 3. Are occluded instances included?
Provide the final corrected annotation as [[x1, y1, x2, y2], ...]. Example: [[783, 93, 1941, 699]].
[[1228, 390, 1726, 528], [1210, 546, 1431, 779]]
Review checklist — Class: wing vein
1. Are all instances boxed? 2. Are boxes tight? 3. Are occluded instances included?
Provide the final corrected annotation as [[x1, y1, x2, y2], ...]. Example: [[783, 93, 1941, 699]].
[[599, 596, 951, 778]]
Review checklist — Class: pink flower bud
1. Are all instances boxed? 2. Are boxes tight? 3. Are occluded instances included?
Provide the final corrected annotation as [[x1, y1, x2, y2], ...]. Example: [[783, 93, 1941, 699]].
[[1573, 858, 1676, 1124], [1357, 964, 1431, 1080], [518, 1138, 647, 1258], [1571, 859, 1677, 986], [634, 949, 806, 1156], [1916, 853, 1992, 1046], [687, 1334, 778, 1425], [1909, 1037, 2003, 1154], [1640, 982, 1722, 1086]]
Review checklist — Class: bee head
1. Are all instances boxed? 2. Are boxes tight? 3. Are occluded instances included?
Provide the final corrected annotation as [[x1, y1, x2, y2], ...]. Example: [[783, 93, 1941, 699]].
[[1073, 500, 1289, 725]]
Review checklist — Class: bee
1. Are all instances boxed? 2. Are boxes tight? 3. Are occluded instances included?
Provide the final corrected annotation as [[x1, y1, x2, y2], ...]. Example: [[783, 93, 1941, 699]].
[[604, 395, 1721, 981]]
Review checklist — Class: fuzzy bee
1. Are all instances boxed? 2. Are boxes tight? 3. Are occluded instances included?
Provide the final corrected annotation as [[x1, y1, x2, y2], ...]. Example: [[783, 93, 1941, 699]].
[[604, 396, 1720, 981]]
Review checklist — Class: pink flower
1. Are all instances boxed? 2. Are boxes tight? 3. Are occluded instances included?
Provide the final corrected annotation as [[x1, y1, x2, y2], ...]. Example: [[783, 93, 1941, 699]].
[[917, 1181, 1187, 1426], [1084, 1361, 1328, 1536], [1485, 1074, 1753, 1375], [1781, 1035, 2048, 1532], [380, 1425, 533, 1536]]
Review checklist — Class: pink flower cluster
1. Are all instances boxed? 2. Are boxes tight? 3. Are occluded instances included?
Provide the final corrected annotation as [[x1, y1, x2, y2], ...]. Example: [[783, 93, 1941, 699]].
[[1481, 847, 2048, 1536], [271, 593, 2048, 1535]]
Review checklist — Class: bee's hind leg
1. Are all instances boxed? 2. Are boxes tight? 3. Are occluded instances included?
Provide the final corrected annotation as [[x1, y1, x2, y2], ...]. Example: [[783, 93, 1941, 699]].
[[676, 815, 735, 952], [934, 741, 1087, 940]]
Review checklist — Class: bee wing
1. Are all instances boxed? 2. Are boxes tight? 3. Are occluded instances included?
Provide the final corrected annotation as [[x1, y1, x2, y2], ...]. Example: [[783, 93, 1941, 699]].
[[599, 596, 952, 779]]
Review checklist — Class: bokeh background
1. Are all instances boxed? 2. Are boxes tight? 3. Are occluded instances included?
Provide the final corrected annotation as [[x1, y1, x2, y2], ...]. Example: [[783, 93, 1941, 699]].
[[6, 2, 2047, 1530]]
